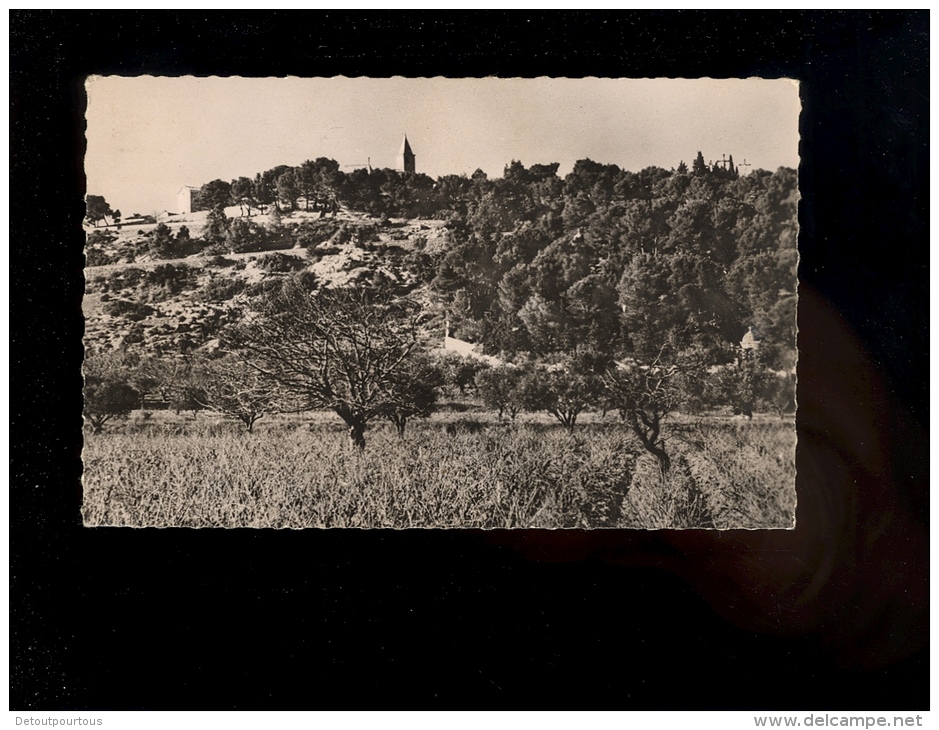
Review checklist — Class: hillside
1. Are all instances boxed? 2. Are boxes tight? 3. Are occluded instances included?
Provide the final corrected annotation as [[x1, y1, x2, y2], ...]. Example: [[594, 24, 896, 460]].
[[83, 207, 452, 355], [84, 153, 799, 431], [84, 158, 799, 378]]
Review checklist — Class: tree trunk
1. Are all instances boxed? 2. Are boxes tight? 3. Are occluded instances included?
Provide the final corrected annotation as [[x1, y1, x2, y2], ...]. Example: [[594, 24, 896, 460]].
[[557, 410, 577, 433], [629, 419, 671, 476], [335, 407, 368, 449], [393, 416, 407, 437], [348, 421, 366, 450], [649, 443, 671, 476]]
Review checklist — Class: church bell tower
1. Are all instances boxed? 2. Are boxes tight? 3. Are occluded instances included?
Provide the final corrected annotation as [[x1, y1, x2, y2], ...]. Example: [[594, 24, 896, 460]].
[[400, 134, 415, 174]]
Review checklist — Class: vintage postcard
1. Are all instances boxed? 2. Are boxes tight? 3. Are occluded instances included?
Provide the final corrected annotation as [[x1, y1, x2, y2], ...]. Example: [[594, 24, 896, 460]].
[[82, 76, 799, 529]]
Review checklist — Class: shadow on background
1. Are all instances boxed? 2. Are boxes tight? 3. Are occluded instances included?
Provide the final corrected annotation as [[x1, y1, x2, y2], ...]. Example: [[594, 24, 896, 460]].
[[485, 285, 929, 673]]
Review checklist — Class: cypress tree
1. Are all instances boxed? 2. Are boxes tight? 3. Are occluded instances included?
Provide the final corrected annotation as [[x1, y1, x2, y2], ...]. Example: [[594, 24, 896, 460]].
[[692, 151, 709, 176]]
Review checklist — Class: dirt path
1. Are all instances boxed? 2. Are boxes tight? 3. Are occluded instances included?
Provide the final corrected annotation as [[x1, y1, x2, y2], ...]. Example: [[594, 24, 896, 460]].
[[84, 245, 310, 275]]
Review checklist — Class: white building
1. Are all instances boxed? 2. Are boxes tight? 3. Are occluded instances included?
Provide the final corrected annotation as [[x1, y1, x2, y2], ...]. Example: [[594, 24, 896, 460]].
[[740, 326, 763, 352], [441, 321, 502, 367], [177, 186, 196, 215]]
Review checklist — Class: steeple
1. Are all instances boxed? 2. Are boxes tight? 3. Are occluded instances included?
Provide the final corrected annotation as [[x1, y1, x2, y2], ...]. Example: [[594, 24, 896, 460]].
[[400, 134, 415, 174]]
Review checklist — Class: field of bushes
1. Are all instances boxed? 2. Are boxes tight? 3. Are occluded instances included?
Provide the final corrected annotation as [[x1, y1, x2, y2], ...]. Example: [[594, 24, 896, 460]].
[[81, 412, 796, 530]]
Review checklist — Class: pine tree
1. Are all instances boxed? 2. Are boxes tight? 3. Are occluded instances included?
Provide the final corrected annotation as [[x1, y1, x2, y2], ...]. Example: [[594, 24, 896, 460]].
[[85, 194, 113, 227], [692, 151, 709, 177], [204, 206, 229, 245]]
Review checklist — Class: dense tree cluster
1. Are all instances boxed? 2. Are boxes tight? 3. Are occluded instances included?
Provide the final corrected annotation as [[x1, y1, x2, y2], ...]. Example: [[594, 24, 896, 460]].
[[207, 155, 792, 371], [425, 158, 797, 375], [85, 194, 120, 228], [191, 158, 343, 216], [185, 154, 796, 377], [191, 158, 461, 221]]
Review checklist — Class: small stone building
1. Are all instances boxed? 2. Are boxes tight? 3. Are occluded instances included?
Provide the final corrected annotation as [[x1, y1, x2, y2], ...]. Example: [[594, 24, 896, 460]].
[[740, 326, 763, 352]]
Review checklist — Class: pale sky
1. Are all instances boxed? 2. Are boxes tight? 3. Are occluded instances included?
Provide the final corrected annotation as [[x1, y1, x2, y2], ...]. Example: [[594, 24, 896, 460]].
[[85, 76, 800, 216]]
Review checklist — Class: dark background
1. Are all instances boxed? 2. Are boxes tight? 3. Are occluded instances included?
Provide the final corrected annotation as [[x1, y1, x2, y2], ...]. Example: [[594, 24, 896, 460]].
[[10, 11, 929, 709]]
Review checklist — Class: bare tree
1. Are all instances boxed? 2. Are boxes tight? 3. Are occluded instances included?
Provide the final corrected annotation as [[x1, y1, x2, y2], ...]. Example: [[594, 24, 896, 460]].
[[602, 353, 692, 475], [226, 282, 424, 448], [133, 354, 189, 406], [476, 366, 525, 421], [439, 352, 487, 395], [378, 356, 443, 437], [188, 355, 277, 433], [83, 353, 139, 434], [519, 364, 601, 433]]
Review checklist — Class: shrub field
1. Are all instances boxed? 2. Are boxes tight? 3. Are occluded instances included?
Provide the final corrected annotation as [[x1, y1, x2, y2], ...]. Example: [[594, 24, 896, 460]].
[[81, 413, 795, 529]]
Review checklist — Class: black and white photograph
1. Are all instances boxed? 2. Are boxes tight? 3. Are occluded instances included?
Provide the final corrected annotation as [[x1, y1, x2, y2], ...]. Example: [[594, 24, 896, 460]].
[[12, 10, 929, 714], [81, 76, 800, 529]]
